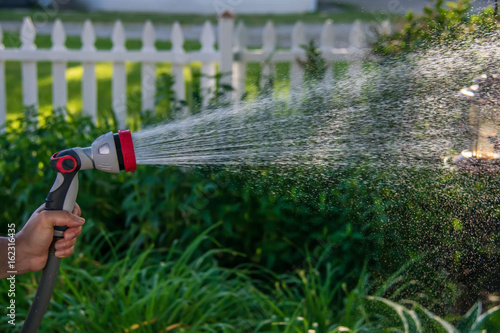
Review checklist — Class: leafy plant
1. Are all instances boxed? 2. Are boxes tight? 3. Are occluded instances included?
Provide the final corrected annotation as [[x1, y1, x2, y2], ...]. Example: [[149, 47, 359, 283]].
[[252, 251, 500, 333], [153, 70, 235, 124], [153, 73, 188, 121], [253, 54, 276, 99], [297, 40, 328, 83], [0, 224, 270, 332], [3, 20, 500, 326], [204, 71, 237, 109], [3, 108, 499, 320], [373, 0, 500, 59]]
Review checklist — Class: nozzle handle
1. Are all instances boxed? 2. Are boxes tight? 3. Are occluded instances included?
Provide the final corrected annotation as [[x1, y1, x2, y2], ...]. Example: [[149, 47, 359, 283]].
[[45, 149, 82, 230]]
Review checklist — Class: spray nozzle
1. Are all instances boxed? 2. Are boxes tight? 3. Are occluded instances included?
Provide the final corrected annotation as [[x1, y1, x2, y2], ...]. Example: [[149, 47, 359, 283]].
[[91, 130, 137, 173], [51, 130, 137, 175], [46, 130, 136, 212]]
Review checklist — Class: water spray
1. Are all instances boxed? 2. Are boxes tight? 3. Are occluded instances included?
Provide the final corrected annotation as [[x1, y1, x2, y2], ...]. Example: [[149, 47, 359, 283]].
[[20, 130, 136, 333]]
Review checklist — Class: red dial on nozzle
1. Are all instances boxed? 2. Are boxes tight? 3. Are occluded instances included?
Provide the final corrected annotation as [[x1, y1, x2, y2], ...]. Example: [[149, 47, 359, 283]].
[[118, 129, 137, 172], [51, 151, 78, 173]]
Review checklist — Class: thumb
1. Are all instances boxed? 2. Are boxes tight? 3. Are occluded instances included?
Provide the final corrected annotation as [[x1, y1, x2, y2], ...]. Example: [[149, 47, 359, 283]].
[[40, 210, 86, 229]]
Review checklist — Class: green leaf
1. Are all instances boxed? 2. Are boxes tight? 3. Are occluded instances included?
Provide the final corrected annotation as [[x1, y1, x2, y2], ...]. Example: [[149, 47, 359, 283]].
[[405, 301, 457, 333], [457, 301, 481, 333], [452, 218, 462, 231], [471, 305, 500, 332], [365, 296, 420, 332]]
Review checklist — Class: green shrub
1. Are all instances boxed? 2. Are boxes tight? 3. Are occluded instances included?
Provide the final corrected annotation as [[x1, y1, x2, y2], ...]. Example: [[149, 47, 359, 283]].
[[0, 224, 270, 332], [3, 222, 498, 332], [373, 0, 500, 59]]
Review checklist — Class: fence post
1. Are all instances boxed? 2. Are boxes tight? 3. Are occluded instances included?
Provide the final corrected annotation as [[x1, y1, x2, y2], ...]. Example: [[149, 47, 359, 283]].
[[51, 19, 67, 114], [141, 20, 156, 114], [320, 19, 335, 85], [0, 24, 5, 129], [348, 20, 366, 95], [218, 11, 234, 89], [232, 21, 247, 103], [20, 17, 38, 124], [171, 22, 186, 105], [82, 20, 97, 124], [290, 21, 305, 104], [200, 20, 216, 107], [112, 20, 127, 129], [261, 21, 276, 92], [379, 20, 392, 36]]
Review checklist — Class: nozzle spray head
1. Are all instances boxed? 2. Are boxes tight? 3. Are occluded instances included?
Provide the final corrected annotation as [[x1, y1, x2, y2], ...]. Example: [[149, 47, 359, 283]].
[[91, 130, 137, 173]]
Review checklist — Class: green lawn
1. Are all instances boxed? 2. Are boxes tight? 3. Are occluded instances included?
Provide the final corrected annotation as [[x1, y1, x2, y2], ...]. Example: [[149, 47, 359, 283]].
[[0, 3, 402, 25]]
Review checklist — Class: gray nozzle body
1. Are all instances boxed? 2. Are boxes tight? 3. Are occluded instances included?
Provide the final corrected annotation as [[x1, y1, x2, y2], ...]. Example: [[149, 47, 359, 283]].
[[91, 132, 121, 173], [61, 132, 122, 173], [45, 132, 120, 213]]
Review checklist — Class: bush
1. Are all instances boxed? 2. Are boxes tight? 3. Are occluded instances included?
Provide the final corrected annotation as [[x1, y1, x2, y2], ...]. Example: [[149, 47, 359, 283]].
[[0, 224, 270, 332], [373, 0, 500, 59], [3, 220, 499, 332], [3, 110, 498, 316], [368, 0, 500, 314]]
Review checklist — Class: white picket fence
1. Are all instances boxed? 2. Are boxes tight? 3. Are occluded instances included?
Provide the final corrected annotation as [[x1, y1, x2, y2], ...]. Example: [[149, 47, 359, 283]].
[[0, 15, 389, 129]]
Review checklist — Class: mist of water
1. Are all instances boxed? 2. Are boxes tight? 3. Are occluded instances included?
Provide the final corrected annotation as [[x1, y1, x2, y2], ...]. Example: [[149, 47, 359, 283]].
[[132, 35, 498, 172]]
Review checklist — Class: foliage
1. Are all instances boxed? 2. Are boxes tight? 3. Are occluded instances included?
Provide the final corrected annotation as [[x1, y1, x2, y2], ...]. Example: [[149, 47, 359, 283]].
[[297, 40, 328, 83], [0, 225, 268, 332], [0, 108, 105, 224], [154, 73, 188, 120], [255, 250, 500, 333], [0, 108, 372, 275], [366, 0, 500, 313], [373, 0, 500, 59], [376, 170, 500, 314], [146, 70, 235, 127], [2, 223, 498, 332]]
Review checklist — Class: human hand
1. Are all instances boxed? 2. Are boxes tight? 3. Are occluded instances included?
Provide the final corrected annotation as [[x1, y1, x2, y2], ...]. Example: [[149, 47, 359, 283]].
[[15, 203, 85, 274]]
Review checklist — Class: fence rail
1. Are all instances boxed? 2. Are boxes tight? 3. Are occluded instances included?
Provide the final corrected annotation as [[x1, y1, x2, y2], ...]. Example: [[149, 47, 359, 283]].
[[0, 15, 387, 129]]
